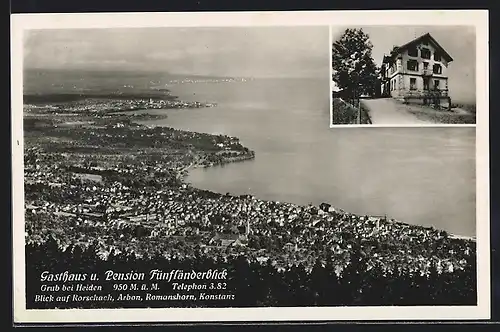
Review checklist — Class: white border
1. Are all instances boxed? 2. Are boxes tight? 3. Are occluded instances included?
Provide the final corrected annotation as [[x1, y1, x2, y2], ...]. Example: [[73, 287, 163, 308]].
[[326, 124, 477, 129], [11, 10, 490, 323], [329, 30, 334, 126]]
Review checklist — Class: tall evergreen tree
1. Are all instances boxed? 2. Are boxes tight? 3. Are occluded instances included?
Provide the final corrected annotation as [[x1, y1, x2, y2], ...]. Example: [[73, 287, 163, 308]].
[[332, 28, 379, 101]]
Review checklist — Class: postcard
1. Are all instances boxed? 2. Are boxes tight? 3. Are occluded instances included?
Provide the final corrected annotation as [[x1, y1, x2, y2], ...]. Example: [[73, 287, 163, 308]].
[[11, 10, 490, 324]]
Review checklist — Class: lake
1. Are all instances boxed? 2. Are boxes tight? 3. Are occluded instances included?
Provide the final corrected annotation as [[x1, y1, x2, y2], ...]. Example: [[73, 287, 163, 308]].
[[137, 78, 476, 237]]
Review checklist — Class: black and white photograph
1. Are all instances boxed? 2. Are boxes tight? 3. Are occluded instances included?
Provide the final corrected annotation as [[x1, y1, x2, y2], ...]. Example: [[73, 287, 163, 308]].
[[11, 11, 489, 324], [331, 26, 477, 126]]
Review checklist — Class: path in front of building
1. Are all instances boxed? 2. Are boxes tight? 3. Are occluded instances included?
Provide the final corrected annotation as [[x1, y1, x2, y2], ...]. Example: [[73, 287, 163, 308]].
[[361, 98, 434, 125]]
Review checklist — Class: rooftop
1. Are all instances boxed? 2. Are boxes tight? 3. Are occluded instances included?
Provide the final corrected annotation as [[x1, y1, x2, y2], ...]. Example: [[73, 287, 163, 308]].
[[382, 32, 453, 64]]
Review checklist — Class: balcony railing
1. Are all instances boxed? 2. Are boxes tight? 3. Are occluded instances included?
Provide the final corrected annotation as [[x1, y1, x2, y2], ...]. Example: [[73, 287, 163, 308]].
[[422, 69, 433, 76], [426, 89, 448, 97], [404, 89, 449, 98]]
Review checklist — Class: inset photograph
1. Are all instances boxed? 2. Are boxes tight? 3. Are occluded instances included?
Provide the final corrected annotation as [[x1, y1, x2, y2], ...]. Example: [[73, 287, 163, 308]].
[[331, 26, 476, 126]]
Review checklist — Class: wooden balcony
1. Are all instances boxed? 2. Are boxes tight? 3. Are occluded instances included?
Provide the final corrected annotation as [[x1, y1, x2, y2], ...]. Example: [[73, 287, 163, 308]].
[[425, 89, 448, 97], [422, 69, 433, 76], [404, 89, 449, 98]]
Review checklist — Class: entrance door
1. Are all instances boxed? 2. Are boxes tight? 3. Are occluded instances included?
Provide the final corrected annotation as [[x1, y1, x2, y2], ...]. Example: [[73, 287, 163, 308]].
[[434, 79, 440, 90], [423, 77, 430, 91]]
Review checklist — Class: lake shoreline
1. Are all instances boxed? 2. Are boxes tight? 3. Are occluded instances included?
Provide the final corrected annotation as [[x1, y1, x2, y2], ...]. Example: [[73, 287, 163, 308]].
[[138, 79, 474, 237], [140, 113, 475, 241]]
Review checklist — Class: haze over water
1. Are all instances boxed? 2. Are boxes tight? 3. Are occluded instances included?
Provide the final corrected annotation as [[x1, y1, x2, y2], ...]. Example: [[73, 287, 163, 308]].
[[138, 78, 476, 237]]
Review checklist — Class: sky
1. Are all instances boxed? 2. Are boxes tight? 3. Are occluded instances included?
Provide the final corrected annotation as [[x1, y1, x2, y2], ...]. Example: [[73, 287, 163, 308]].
[[332, 26, 476, 103], [24, 27, 328, 79]]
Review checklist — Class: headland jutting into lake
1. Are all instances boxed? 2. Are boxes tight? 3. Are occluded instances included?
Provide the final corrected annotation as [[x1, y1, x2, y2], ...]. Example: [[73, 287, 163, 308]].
[[24, 89, 476, 308]]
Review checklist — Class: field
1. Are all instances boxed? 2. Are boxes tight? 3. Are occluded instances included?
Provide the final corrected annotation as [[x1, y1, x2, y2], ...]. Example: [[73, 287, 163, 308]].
[[406, 103, 476, 124], [451, 102, 477, 114]]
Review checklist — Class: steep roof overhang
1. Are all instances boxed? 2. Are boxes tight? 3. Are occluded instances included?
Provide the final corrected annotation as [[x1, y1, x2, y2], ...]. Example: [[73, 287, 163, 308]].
[[383, 33, 454, 64]]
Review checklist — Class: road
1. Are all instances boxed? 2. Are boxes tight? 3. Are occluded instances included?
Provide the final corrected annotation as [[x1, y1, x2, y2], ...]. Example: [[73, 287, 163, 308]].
[[361, 98, 433, 125]]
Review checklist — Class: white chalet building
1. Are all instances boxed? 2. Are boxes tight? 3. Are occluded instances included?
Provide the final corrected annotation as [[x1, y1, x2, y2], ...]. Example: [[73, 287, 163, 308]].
[[380, 33, 453, 109]]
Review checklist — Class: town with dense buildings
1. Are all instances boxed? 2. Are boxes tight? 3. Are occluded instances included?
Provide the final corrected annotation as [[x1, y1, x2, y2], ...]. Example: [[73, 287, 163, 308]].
[[380, 33, 453, 109], [25, 97, 216, 114]]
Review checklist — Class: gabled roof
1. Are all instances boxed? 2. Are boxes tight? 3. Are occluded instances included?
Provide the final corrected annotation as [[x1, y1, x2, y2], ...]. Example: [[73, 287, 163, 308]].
[[383, 33, 453, 64]]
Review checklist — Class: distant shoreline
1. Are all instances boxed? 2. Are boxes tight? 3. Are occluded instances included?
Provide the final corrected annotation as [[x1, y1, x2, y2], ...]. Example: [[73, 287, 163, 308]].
[[23, 92, 177, 104]]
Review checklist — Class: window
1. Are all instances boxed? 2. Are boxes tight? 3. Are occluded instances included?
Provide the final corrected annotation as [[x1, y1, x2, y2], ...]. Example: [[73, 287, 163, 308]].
[[410, 78, 417, 90], [420, 48, 431, 59], [423, 62, 429, 69], [408, 47, 418, 57], [434, 52, 441, 61], [433, 64, 442, 74], [407, 59, 419, 71], [434, 80, 440, 90]]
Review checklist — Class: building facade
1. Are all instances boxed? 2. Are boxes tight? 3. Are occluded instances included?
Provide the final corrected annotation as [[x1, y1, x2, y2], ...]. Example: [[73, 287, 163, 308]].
[[380, 33, 453, 109]]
